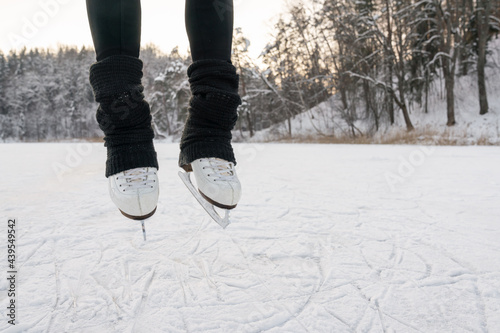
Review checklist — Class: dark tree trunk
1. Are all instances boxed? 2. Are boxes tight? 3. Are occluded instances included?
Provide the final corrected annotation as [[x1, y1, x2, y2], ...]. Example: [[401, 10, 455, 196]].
[[246, 112, 254, 137], [477, 0, 490, 115], [436, 1, 459, 126], [387, 70, 395, 124], [398, 82, 414, 131], [424, 68, 430, 114], [384, 0, 395, 125], [287, 116, 292, 137], [447, 70, 458, 127], [443, 61, 456, 126], [363, 80, 371, 118], [340, 82, 348, 111]]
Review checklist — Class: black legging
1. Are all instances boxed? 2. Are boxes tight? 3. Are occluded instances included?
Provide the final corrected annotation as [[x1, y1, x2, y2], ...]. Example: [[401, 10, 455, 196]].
[[86, 0, 234, 62]]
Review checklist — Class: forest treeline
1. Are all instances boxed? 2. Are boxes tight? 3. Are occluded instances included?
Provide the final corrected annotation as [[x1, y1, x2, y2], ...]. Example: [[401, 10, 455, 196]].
[[0, 0, 499, 142]]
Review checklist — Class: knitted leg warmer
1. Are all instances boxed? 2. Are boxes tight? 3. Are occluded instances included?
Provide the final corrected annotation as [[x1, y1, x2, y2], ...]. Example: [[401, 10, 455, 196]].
[[179, 59, 241, 167], [89, 55, 159, 177]]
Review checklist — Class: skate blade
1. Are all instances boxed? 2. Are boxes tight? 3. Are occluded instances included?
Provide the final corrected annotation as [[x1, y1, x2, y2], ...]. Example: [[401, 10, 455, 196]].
[[178, 171, 230, 229]]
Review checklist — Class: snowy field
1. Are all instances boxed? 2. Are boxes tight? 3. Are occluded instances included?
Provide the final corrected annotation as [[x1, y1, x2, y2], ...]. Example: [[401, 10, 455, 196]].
[[1, 142, 500, 333]]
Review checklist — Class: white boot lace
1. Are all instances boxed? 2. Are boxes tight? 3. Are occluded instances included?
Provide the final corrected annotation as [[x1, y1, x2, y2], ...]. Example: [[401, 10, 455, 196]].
[[202, 158, 236, 182], [117, 168, 156, 191]]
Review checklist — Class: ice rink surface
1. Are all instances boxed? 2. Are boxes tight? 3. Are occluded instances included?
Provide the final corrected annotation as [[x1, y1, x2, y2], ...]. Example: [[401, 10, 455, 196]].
[[1, 143, 499, 332]]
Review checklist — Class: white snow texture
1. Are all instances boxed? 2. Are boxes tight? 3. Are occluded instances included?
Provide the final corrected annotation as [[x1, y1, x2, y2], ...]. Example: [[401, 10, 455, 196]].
[[1, 143, 500, 332]]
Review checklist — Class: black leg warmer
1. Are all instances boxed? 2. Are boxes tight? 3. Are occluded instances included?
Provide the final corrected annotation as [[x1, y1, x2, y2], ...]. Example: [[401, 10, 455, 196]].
[[89, 55, 159, 177], [179, 59, 241, 167]]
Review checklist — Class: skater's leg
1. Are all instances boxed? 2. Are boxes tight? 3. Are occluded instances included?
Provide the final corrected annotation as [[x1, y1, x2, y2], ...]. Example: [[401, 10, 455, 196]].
[[86, 0, 158, 219], [86, 0, 158, 177], [179, 0, 241, 167], [185, 0, 233, 62], [179, 0, 242, 210], [86, 0, 141, 61]]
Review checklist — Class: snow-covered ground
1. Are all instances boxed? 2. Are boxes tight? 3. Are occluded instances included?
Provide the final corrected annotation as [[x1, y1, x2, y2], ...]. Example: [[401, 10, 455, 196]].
[[1, 143, 500, 332]]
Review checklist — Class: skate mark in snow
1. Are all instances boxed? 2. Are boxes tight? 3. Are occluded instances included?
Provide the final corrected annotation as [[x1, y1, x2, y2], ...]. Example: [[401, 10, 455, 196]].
[[174, 263, 193, 333], [90, 267, 131, 317], [472, 282, 489, 333], [223, 231, 315, 332], [193, 257, 225, 302], [276, 207, 290, 219], [130, 268, 156, 332], [68, 267, 87, 308], [319, 305, 355, 332], [122, 261, 133, 302], [45, 261, 62, 333]]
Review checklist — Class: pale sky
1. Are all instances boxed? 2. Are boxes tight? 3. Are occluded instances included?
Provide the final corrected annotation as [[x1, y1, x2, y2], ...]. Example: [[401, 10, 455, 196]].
[[0, 0, 288, 61]]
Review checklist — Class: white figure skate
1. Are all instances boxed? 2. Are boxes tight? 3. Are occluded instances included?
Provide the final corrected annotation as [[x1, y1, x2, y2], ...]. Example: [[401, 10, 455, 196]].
[[108, 167, 159, 221], [179, 158, 241, 228]]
